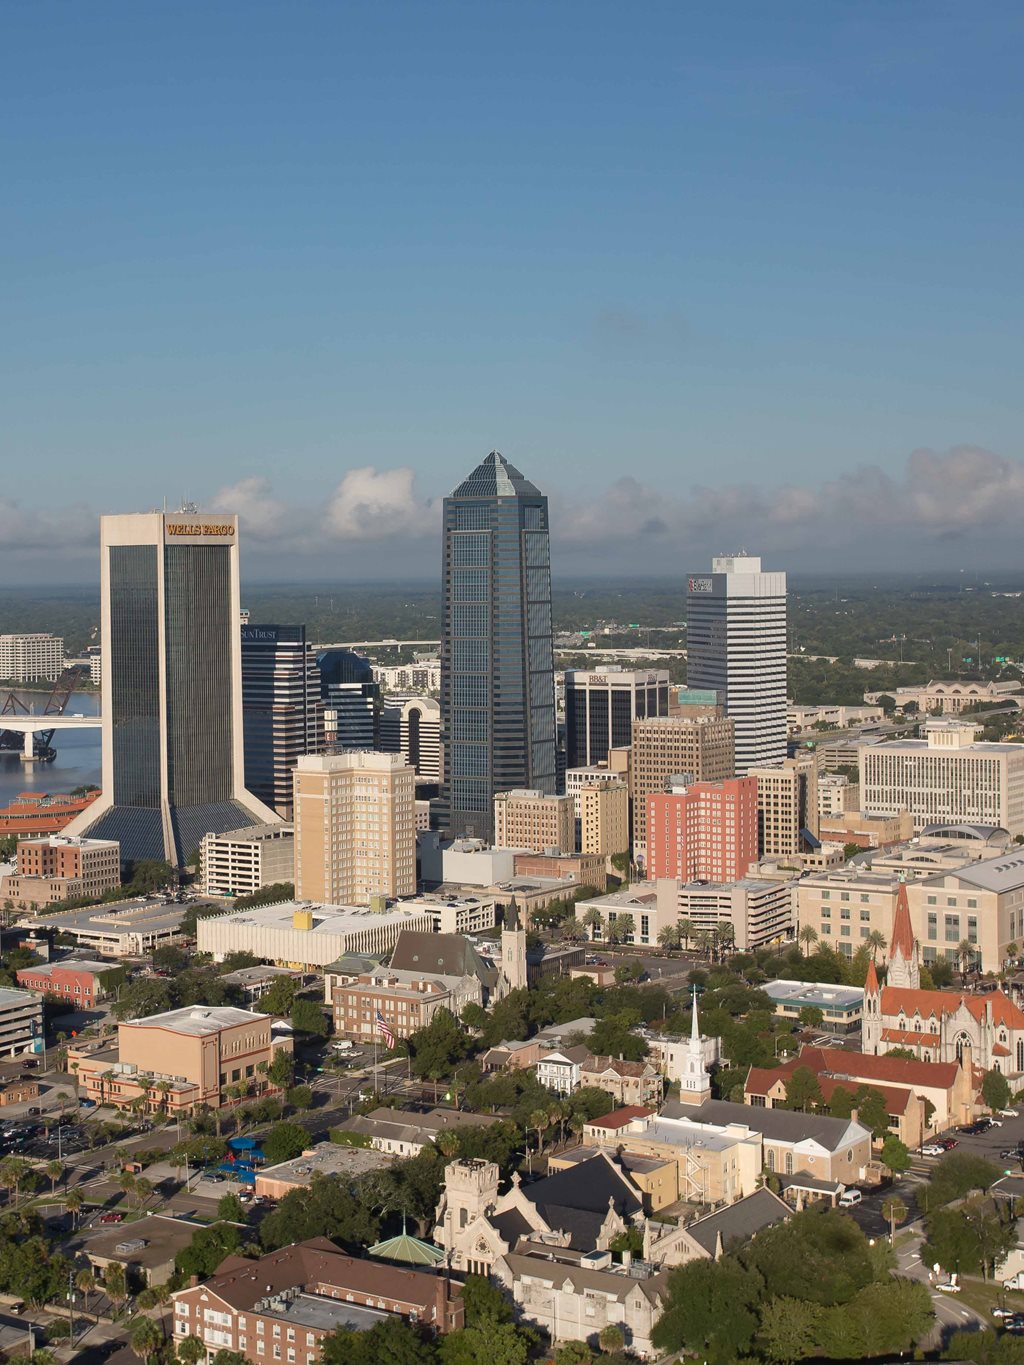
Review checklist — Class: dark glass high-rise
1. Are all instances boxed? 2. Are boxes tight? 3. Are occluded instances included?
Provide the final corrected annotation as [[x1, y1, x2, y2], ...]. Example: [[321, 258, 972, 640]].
[[440, 451, 556, 841], [67, 512, 278, 866]]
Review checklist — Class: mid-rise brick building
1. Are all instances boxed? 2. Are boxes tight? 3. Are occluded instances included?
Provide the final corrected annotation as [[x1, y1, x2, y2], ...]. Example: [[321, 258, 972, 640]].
[[2, 835, 120, 908], [293, 752, 416, 904], [493, 789, 575, 854], [630, 715, 735, 862], [646, 777, 758, 882], [16, 958, 123, 1008], [170, 1238, 463, 1363], [331, 966, 482, 1041]]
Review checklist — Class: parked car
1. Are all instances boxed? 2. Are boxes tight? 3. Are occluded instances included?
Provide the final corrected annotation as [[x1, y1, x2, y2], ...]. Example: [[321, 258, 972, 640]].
[[920, 1144, 944, 1157], [983, 1117, 1004, 1128], [936, 1281, 961, 1294], [1001, 1109, 1021, 1118], [999, 1149, 1022, 1161], [98, 1213, 123, 1224], [838, 1189, 863, 1207], [938, 1137, 959, 1150], [993, 1307, 1021, 1319], [958, 1122, 988, 1135], [207, 1174, 225, 1184]]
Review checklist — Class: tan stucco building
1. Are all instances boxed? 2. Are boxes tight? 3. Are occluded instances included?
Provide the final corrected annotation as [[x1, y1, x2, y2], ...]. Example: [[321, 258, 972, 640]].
[[293, 752, 416, 904], [69, 1004, 291, 1113], [493, 789, 575, 854]]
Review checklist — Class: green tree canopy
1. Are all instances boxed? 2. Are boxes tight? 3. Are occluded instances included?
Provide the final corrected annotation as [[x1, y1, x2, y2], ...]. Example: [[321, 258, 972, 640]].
[[742, 1208, 876, 1307], [260, 1171, 380, 1252], [408, 1009, 471, 1080], [983, 1068, 1012, 1113], [651, 1257, 761, 1364], [261, 1121, 310, 1165]]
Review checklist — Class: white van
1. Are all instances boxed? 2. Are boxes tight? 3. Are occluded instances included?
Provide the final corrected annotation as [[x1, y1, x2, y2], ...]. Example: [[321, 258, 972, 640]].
[[838, 1188, 863, 1207]]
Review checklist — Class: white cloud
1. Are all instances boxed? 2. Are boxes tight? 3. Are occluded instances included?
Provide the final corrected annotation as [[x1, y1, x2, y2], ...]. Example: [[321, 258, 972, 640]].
[[0, 497, 94, 551], [322, 466, 438, 541], [557, 445, 1024, 556], [208, 476, 298, 541]]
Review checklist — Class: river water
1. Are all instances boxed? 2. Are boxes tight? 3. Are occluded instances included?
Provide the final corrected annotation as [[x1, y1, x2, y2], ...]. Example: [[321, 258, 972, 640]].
[[0, 689, 102, 807]]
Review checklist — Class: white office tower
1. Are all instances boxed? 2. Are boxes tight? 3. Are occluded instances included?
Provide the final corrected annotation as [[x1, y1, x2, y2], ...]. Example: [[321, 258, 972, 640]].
[[686, 555, 787, 775]]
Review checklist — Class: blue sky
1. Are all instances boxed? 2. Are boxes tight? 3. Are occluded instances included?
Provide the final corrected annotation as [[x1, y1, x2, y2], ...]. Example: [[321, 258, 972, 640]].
[[2, 1, 1023, 581]]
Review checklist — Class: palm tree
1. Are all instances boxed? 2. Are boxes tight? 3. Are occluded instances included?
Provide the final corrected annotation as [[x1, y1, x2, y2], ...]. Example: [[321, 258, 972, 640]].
[[677, 919, 695, 953], [118, 1170, 138, 1205], [66, 1188, 83, 1227], [528, 1109, 550, 1164], [177, 1336, 206, 1365], [1005, 943, 1019, 969], [434, 1131, 460, 1161], [598, 1325, 625, 1354], [958, 939, 977, 985], [717, 922, 735, 959], [881, 1195, 907, 1246], [580, 907, 603, 941], [799, 925, 819, 957], [129, 1315, 164, 1364], [865, 929, 887, 962], [105, 1262, 128, 1316], [134, 1176, 154, 1210], [29, 1350, 56, 1365], [76, 1269, 96, 1322], [45, 1160, 63, 1195], [616, 912, 635, 943], [657, 925, 680, 954], [0, 1156, 30, 1206], [692, 930, 712, 961]]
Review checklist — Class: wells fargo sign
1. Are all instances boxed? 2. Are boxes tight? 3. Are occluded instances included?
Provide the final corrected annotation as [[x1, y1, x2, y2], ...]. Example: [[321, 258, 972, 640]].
[[166, 523, 235, 537]]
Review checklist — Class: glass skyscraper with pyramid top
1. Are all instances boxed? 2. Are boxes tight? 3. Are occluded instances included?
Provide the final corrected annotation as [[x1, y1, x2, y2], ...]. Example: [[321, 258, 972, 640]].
[[440, 452, 556, 841]]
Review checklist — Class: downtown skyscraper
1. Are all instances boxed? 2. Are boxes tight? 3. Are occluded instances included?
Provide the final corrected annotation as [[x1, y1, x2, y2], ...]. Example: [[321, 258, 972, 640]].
[[68, 512, 278, 865], [440, 451, 556, 841], [686, 554, 788, 775]]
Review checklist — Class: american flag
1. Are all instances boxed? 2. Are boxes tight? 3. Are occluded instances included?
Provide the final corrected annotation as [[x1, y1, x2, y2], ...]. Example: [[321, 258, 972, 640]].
[[376, 1010, 395, 1048]]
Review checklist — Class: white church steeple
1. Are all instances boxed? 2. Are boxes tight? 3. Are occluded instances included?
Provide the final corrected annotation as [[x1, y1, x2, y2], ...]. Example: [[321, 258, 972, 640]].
[[677, 986, 712, 1106]]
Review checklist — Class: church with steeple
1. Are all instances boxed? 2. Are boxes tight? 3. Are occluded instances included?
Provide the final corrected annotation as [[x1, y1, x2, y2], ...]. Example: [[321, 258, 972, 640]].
[[863, 884, 1024, 1079], [500, 897, 528, 994]]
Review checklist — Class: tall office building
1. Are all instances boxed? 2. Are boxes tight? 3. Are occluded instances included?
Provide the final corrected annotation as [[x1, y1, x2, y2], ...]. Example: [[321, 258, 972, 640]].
[[564, 667, 670, 768], [66, 513, 277, 865], [292, 752, 416, 904], [380, 695, 441, 781], [440, 451, 556, 841], [241, 624, 322, 819], [317, 649, 381, 750], [686, 555, 787, 775]]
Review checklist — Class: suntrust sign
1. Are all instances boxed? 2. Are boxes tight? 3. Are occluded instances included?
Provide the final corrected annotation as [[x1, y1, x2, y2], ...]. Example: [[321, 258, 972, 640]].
[[688, 577, 713, 593]]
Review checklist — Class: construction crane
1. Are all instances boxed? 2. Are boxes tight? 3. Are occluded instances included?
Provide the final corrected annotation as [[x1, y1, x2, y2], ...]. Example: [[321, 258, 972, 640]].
[[0, 665, 91, 760]]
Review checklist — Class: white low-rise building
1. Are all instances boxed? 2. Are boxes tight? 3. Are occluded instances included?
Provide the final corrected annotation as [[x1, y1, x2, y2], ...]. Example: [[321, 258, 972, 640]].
[[197, 899, 434, 967], [861, 720, 1024, 836]]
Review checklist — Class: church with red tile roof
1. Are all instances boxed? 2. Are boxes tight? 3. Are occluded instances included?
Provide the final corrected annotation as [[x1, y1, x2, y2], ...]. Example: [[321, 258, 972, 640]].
[[863, 885, 1024, 1077]]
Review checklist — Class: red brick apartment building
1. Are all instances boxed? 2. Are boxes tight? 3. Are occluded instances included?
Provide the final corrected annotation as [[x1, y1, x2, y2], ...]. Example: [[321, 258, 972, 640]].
[[646, 777, 759, 882], [170, 1239, 463, 1364]]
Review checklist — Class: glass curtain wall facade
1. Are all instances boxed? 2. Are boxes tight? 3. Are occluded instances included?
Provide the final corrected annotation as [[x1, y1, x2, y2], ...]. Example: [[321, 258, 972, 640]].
[[71, 513, 278, 866], [242, 625, 322, 818], [564, 670, 671, 769], [440, 451, 556, 841]]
